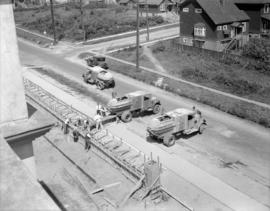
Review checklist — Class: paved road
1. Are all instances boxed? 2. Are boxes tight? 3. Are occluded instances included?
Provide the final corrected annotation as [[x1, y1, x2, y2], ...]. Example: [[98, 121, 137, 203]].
[[19, 40, 270, 207], [63, 27, 179, 56]]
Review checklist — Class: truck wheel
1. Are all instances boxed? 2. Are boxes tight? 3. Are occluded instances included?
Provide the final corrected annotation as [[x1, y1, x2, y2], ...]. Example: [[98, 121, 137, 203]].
[[97, 81, 105, 90], [110, 80, 115, 88], [153, 104, 161, 114], [163, 135, 175, 147], [199, 124, 206, 134], [121, 111, 132, 122]]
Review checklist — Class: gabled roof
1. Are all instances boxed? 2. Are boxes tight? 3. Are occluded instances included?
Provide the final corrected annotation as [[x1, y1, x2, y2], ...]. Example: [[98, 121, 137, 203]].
[[195, 0, 250, 25], [119, 0, 135, 3], [139, 0, 172, 5], [233, 0, 270, 4]]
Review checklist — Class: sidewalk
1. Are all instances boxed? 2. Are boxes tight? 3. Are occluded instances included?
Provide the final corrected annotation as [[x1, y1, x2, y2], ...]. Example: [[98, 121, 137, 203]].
[[23, 69, 269, 211]]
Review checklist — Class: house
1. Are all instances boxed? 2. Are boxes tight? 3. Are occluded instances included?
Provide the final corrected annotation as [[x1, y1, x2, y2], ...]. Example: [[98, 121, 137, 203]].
[[233, 0, 270, 35], [138, 0, 174, 14], [179, 0, 250, 51], [119, 0, 136, 8]]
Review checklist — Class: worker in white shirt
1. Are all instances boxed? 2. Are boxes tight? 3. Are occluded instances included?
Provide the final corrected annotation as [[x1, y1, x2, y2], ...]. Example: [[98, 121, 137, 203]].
[[94, 113, 103, 130]]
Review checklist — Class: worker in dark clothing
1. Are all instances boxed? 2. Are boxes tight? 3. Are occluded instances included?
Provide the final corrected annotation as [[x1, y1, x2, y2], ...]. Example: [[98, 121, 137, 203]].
[[73, 127, 79, 142], [84, 133, 92, 151]]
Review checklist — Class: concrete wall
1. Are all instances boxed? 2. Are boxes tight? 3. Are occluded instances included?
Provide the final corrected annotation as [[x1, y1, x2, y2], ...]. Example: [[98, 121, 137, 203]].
[[0, 2, 28, 125]]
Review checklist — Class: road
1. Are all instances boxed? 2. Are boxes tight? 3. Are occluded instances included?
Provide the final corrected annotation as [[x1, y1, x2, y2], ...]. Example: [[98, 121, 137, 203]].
[[18, 39, 270, 208], [61, 27, 179, 56]]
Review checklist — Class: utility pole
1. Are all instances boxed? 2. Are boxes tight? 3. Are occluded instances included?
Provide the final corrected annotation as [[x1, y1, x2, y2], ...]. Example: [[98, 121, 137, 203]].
[[146, 0, 149, 41], [136, 0, 140, 72], [79, 0, 86, 41], [178, 2, 183, 51], [178, 3, 181, 40], [49, 0, 57, 45]]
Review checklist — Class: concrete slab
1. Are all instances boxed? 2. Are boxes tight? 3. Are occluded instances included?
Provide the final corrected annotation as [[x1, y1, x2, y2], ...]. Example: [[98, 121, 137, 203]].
[[33, 134, 100, 211], [42, 127, 135, 205], [2, 102, 55, 139], [0, 134, 59, 211]]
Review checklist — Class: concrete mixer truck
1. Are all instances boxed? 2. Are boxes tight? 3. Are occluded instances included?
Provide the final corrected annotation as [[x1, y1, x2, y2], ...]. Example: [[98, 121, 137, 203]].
[[106, 91, 162, 122], [147, 108, 207, 147], [82, 66, 115, 90]]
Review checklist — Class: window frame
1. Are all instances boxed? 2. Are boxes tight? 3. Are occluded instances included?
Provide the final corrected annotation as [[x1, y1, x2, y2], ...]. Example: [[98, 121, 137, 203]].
[[217, 26, 222, 31], [194, 26, 206, 37], [195, 8, 202, 13], [183, 7, 189, 12], [223, 25, 228, 30], [264, 4, 269, 13]]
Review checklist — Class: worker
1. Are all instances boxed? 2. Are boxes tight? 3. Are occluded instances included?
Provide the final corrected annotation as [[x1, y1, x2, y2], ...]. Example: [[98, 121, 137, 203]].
[[100, 105, 107, 117], [73, 126, 79, 142], [94, 113, 103, 130], [83, 119, 89, 130], [84, 133, 92, 151], [96, 103, 102, 115], [77, 117, 82, 126], [63, 118, 71, 134]]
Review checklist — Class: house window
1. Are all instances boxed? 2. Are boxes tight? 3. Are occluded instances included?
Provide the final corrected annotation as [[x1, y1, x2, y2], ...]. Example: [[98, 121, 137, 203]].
[[217, 26, 222, 31], [264, 4, 269, 13], [160, 3, 166, 12], [183, 8, 189, 12], [194, 27, 206, 37], [223, 25, 227, 30], [195, 8, 202, 13]]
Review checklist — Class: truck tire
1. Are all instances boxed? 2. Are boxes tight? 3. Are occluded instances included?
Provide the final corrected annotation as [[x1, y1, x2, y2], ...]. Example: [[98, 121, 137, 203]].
[[110, 80, 115, 88], [121, 111, 132, 122], [97, 81, 105, 90], [152, 104, 161, 114], [199, 124, 206, 134], [163, 135, 175, 147]]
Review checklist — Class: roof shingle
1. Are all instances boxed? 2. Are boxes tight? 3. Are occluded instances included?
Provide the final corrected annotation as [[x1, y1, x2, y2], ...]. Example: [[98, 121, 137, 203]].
[[195, 0, 250, 25]]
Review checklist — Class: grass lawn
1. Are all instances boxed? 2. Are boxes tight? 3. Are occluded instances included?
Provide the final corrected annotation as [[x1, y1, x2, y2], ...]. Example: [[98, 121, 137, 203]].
[[111, 42, 270, 105], [14, 4, 165, 42]]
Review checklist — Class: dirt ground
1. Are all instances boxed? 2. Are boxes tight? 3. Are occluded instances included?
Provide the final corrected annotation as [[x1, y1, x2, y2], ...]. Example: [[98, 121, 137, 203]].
[[14, 5, 165, 42]]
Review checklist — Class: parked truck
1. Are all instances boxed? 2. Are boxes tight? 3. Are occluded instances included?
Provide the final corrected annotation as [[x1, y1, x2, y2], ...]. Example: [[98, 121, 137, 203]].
[[106, 91, 161, 122], [82, 66, 115, 90], [147, 108, 207, 147], [85, 55, 108, 69]]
